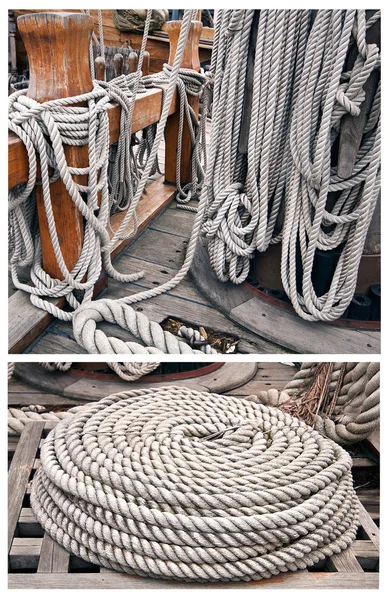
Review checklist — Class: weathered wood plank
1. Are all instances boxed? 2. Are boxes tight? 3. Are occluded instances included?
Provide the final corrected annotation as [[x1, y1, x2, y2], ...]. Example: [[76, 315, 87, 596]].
[[38, 533, 70, 573], [32, 288, 281, 355], [358, 500, 380, 551], [365, 426, 380, 458], [109, 177, 177, 258], [8, 571, 379, 589], [230, 297, 380, 354], [8, 291, 65, 355], [8, 421, 44, 553], [192, 239, 380, 354], [327, 548, 364, 572]]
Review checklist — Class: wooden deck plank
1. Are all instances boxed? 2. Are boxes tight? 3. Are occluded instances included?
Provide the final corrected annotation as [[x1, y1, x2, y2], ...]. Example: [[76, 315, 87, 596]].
[[8, 572, 379, 589], [230, 297, 380, 354], [37, 533, 70, 573], [8, 291, 65, 355], [109, 254, 216, 307], [327, 548, 364, 572], [358, 500, 380, 550], [192, 239, 380, 354], [30, 289, 282, 354], [8, 421, 44, 553]]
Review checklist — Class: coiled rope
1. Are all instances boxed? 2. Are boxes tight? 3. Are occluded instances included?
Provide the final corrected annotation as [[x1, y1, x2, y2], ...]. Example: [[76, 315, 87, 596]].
[[203, 10, 381, 320], [30, 387, 358, 582], [253, 362, 380, 445]]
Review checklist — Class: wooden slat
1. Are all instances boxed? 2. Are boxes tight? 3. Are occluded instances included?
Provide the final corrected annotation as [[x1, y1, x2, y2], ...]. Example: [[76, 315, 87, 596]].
[[38, 533, 70, 573], [9, 88, 178, 190], [327, 548, 364, 572], [7, 571, 379, 589], [358, 500, 380, 551], [8, 421, 44, 553]]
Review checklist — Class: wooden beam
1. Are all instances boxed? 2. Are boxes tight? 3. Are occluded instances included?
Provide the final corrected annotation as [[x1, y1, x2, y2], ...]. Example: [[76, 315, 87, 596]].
[[9, 177, 175, 353], [8, 421, 44, 554], [17, 12, 94, 279], [164, 20, 203, 185], [9, 88, 178, 190]]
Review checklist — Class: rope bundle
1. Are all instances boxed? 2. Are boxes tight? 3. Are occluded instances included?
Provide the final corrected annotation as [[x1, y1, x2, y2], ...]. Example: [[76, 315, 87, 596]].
[[254, 362, 380, 445], [31, 387, 358, 582], [203, 10, 381, 320], [8, 405, 80, 435]]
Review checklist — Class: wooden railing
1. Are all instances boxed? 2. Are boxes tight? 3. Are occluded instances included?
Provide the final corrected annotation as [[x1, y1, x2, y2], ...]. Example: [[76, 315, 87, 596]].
[[8, 12, 202, 280]]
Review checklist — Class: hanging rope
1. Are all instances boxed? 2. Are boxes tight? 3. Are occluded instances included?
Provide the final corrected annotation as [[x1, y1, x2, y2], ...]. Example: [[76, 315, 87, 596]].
[[30, 387, 358, 582], [9, 10, 380, 357], [203, 10, 380, 319], [8, 9, 213, 353]]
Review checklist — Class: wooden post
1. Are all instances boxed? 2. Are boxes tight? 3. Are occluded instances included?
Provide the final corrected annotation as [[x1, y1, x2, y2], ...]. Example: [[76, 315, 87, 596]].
[[17, 12, 94, 280], [164, 19, 203, 185]]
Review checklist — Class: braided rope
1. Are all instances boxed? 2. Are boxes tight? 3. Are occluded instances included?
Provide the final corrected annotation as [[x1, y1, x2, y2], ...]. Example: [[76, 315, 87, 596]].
[[73, 299, 217, 354], [105, 362, 160, 381], [8, 362, 15, 380], [37, 360, 161, 381], [8, 405, 81, 435], [30, 387, 358, 582]]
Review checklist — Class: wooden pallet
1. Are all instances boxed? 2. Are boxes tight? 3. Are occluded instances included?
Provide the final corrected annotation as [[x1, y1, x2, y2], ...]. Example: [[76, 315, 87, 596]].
[[8, 422, 379, 589]]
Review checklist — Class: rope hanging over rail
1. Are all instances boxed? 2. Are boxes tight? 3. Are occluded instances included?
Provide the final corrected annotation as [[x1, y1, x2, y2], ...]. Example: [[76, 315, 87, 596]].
[[203, 9, 381, 320], [30, 387, 359, 582], [253, 362, 380, 445], [8, 9, 211, 353]]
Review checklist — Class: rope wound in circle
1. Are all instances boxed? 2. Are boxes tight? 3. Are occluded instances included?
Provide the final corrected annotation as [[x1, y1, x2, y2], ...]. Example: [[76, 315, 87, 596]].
[[31, 387, 358, 582]]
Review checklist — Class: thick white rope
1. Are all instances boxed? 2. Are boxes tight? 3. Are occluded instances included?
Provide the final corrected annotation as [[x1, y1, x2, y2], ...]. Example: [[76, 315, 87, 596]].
[[254, 362, 380, 445], [8, 9, 214, 354], [203, 10, 381, 320], [30, 387, 358, 582]]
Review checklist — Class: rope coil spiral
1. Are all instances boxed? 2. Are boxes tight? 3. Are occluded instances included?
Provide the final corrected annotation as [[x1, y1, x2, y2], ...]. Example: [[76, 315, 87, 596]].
[[31, 387, 359, 582]]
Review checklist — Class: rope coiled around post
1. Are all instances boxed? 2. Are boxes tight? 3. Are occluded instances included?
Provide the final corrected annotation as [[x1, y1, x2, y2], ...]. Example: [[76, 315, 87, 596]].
[[8, 9, 211, 354], [31, 387, 358, 582]]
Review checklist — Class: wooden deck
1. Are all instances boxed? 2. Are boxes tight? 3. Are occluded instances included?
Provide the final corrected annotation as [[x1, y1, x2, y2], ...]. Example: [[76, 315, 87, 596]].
[[8, 383, 380, 589], [9, 201, 284, 355], [8, 362, 299, 407]]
